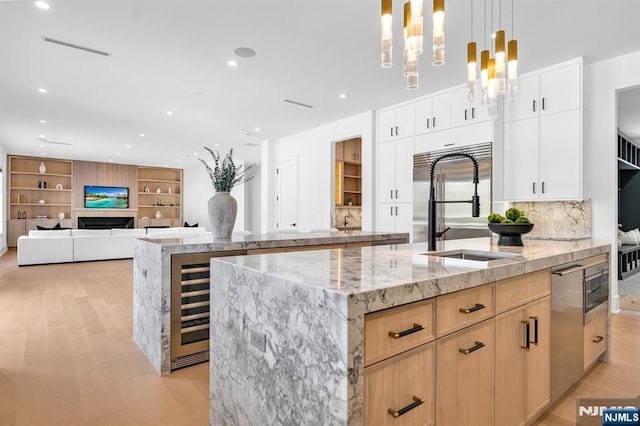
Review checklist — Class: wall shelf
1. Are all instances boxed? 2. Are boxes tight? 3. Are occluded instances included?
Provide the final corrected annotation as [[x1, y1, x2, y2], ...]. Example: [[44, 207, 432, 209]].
[[137, 166, 183, 226]]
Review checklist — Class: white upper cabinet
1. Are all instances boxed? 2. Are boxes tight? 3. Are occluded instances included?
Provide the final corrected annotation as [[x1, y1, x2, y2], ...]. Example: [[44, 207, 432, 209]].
[[450, 87, 490, 128], [376, 138, 413, 203], [504, 118, 540, 200], [415, 92, 451, 135], [505, 61, 581, 123], [377, 103, 416, 143]]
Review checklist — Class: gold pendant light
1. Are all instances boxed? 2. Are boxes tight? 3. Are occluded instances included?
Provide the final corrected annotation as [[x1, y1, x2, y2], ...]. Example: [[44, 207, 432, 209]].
[[495, 29, 506, 95], [381, 0, 393, 68], [507, 0, 518, 100], [432, 0, 445, 65], [409, 0, 424, 56], [480, 49, 490, 106], [487, 57, 498, 118], [466, 0, 477, 102], [404, 2, 419, 89]]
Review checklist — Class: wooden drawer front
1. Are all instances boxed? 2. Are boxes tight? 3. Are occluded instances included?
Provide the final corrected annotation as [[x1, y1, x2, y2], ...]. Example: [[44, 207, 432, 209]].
[[436, 319, 495, 426], [365, 299, 435, 366], [584, 310, 607, 369], [365, 344, 435, 426], [436, 284, 494, 337], [496, 270, 551, 314]]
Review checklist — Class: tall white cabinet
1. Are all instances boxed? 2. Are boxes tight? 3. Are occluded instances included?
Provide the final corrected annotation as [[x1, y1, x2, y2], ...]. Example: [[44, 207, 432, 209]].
[[503, 59, 583, 200]]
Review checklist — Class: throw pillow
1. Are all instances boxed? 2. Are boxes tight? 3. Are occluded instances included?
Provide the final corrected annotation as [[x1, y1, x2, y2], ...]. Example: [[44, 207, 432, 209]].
[[183, 221, 199, 227], [619, 229, 639, 245], [37, 223, 62, 230]]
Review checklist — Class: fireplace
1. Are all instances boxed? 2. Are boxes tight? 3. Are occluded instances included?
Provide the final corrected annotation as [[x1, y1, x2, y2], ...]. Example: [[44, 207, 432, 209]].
[[78, 216, 134, 229]]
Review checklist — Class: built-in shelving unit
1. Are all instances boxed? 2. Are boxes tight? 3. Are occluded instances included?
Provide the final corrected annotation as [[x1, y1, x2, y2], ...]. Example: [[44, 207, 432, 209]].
[[137, 166, 183, 227], [335, 138, 362, 207], [8, 156, 74, 246]]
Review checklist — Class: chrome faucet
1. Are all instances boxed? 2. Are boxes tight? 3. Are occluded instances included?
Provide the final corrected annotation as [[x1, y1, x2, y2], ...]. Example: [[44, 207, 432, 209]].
[[428, 152, 480, 251], [344, 214, 351, 227]]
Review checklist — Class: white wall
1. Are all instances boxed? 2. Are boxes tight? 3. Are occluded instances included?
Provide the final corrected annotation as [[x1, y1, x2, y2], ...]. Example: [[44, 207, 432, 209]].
[[183, 160, 251, 233], [271, 111, 375, 232], [586, 49, 640, 312]]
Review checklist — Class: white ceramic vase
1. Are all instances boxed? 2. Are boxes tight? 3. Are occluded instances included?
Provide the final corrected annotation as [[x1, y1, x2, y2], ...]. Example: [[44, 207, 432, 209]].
[[207, 192, 237, 239], [39, 162, 46, 174]]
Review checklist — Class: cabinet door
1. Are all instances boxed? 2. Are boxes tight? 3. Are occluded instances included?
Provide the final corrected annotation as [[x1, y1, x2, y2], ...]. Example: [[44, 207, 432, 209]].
[[395, 103, 416, 139], [377, 141, 397, 202], [378, 109, 397, 143], [526, 296, 551, 423], [394, 203, 413, 236], [415, 98, 433, 135], [538, 109, 581, 199], [583, 309, 607, 370], [394, 138, 414, 203], [343, 139, 356, 162], [504, 117, 540, 201], [450, 87, 471, 128], [539, 62, 581, 115], [376, 203, 397, 232], [364, 344, 435, 426], [431, 92, 451, 131], [8, 220, 26, 247], [436, 319, 494, 426], [495, 307, 527, 426], [335, 141, 344, 161], [504, 73, 539, 122]]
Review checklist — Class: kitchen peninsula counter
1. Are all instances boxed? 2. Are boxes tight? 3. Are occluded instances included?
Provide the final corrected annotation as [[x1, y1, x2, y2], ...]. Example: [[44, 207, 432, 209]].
[[208, 237, 611, 425], [132, 231, 409, 375]]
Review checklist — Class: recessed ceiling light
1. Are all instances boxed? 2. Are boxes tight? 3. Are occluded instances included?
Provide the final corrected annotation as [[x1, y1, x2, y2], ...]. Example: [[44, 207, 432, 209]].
[[108, 159, 113, 162], [228, 59, 238, 67], [192, 152, 198, 156], [339, 93, 348, 99], [115, 152, 121, 156], [164, 163, 168, 167], [139, 133, 145, 137], [254, 127, 261, 132], [177, 158, 182, 162], [214, 144, 220, 147], [40, 152, 45, 156], [39, 120, 47, 124], [35, 1, 50, 10], [234, 47, 256, 58], [125, 144, 131, 148], [39, 134, 45, 138], [38, 88, 48, 94], [166, 111, 174, 116], [39, 144, 45, 148]]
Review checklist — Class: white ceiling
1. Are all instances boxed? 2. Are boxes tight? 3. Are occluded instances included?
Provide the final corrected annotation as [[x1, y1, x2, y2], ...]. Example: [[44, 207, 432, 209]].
[[0, 0, 639, 167]]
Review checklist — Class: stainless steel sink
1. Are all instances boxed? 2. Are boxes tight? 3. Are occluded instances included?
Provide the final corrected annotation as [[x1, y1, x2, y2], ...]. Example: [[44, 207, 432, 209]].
[[425, 249, 523, 262]]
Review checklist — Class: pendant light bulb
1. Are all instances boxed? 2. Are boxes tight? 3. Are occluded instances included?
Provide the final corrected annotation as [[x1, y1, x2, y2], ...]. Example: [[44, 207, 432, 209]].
[[480, 50, 490, 106], [467, 42, 477, 102], [409, 0, 424, 56], [507, 39, 518, 100], [404, 2, 419, 89], [487, 57, 498, 118], [432, 0, 445, 65], [494, 29, 506, 95], [381, 0, 393, 68]]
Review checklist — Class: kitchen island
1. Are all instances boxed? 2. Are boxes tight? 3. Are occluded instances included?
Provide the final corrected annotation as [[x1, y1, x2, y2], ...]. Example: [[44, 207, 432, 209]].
[[132, 231, 409, 375], [208, 237, 611, 425]]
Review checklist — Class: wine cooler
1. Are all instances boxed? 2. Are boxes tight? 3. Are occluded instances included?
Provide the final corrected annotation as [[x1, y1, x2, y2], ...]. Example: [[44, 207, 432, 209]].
[[170, 250, 246, 370]]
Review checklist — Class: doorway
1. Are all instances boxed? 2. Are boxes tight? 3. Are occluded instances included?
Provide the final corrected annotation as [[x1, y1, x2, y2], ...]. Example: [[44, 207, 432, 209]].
[[274, 158, 299, 231], [333, 137, 362, 231]]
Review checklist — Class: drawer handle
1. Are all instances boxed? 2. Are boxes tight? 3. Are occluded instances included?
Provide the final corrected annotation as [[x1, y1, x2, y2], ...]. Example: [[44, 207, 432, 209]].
[[521, 320, 530, 351], [459, 303, 485, 314], [387, 396, 424, 418], [388, 323, 425, 339], [459, 341, 485, 355], [593, 335, 604, 344], [529, 316, 539, 345]]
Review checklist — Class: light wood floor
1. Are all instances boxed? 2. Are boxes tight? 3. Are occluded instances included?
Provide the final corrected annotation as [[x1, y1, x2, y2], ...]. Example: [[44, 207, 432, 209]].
[[0, 249, 209, 426], [0, 249, 638, 426]]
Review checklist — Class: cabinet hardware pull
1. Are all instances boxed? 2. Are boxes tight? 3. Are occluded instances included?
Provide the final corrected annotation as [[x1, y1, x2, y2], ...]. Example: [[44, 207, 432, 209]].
[[427, 118, 430, 129], [390, 206, 394, 216], [464, 109, 468, 120], [387, 396, 425, 418], [533, 99, 537, 112], [396, 126, 399, 136], [459, 303, 485, 314], [433, 117, 437, 127], [472, 107, 476, 119], [541, 181, 546, 194], [395, 206, 398, 216], [395, 189, 399, 199], [533, 182, 536, 194], [390, 189, 394, 199], [529, 316, 539, 345], [593, 335, 604, 343], [542, 97, 546, 110], [391, 127, 394, 137], [521, 320, 530, 350], [388, 323, 425, 339], [459, 341, 485, 355]]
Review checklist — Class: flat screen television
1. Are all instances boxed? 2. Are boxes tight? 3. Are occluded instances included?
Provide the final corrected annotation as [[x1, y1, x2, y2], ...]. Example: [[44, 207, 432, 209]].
[[84, 186, 129, 209]]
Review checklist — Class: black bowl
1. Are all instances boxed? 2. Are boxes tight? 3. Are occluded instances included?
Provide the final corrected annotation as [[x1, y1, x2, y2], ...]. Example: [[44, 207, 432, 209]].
[[487, 223, 535, 246]]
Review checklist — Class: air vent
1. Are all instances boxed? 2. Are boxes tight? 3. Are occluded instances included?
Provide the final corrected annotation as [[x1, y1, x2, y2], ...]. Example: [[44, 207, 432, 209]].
[[42, 36, 111, 57], [244, 142, 259, 147], [36, 137, 72, 146], [283, 99, 314, 109]]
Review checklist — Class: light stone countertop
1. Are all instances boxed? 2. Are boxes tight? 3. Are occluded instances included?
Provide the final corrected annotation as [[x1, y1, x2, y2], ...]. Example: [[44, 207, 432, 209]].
[[208, 236, 612, 425]]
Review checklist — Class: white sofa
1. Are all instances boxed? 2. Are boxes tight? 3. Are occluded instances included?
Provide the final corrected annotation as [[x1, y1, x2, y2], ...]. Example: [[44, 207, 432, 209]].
[[17, 227, 210, 266]]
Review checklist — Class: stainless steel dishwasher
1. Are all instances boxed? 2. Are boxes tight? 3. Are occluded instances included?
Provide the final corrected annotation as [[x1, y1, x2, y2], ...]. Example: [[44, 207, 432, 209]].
[[550, 258, 610, 403]]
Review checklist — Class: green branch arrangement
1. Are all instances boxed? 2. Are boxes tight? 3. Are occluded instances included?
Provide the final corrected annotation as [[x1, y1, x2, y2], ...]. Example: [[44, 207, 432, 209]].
[[199, 147, 254, 192]]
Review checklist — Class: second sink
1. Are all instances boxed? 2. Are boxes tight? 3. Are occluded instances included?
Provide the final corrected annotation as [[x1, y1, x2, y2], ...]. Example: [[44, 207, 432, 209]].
[[426, 249, 523, 262]]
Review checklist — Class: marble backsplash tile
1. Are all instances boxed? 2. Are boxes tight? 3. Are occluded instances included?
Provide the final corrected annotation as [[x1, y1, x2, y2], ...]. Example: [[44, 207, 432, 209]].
[[511, 200, 591, 240], [335, 207, 362, 227]]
